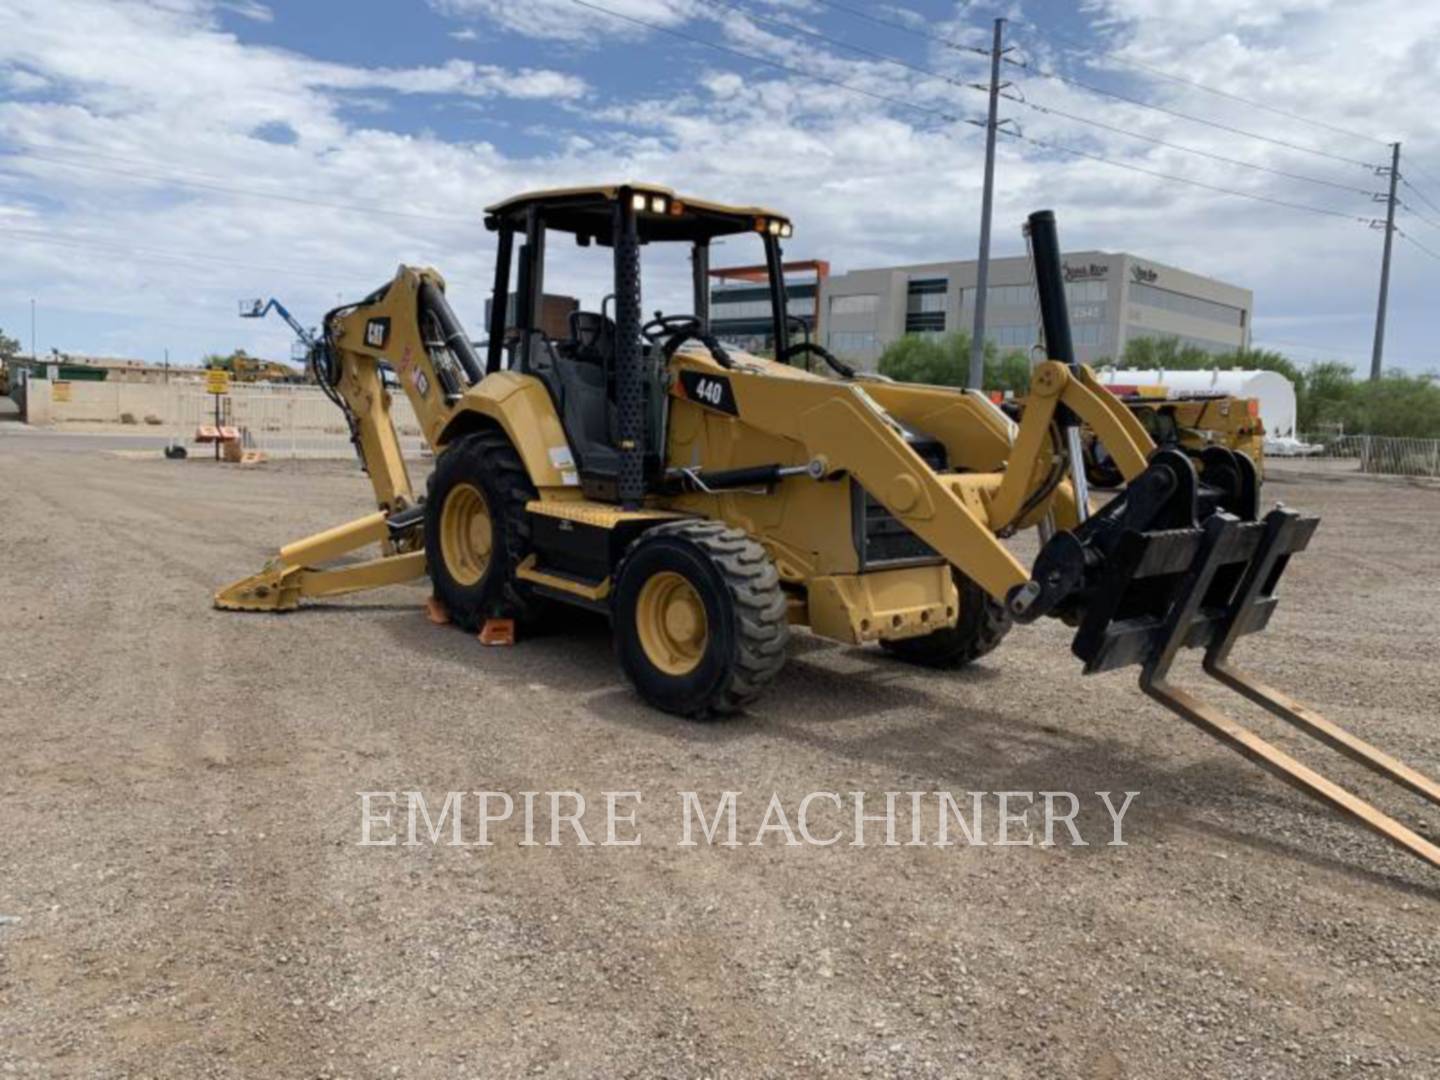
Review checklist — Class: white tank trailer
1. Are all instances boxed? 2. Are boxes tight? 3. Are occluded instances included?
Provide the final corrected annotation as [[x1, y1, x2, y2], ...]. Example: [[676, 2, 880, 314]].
[[1095, 368, 1298, 439]]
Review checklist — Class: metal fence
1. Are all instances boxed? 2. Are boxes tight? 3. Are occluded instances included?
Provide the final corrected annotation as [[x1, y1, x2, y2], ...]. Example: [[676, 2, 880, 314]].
[[1291, 434, 1440, 478], [49, 379, 425, 459]]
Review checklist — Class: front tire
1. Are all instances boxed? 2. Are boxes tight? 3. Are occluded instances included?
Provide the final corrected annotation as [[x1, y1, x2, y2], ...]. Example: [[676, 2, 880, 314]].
[[880, 571, 1010, 669], [612, 522, 788, 718], [424, 429, 541, 632]]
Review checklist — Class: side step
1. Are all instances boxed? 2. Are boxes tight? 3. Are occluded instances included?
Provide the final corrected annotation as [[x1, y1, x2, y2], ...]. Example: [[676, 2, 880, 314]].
[[1130, 508, 1440, 873]]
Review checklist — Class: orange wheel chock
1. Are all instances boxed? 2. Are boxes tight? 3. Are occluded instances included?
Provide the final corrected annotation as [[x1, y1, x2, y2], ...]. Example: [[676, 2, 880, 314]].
[[479, 618, 515, 646]]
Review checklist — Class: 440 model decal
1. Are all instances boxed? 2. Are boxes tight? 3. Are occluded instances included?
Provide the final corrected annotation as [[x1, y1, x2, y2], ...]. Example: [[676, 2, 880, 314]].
[[676, 370, 739, 416]]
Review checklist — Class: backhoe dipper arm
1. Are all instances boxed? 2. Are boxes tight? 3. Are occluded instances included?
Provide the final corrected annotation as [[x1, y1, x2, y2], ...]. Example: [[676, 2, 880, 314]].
[[320, 265, 478, 512], [215, 266, 474, 612]]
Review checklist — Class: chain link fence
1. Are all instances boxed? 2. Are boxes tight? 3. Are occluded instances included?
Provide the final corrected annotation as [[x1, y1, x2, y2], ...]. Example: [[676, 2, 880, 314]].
[[1290, 434, 1440, 478]]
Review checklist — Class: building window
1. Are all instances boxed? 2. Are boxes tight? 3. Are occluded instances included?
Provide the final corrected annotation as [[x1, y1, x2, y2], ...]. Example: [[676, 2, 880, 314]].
[[906, 277, 947, 333], [1124, 328, 1237, 354], [711, 299, 770, 319], [1129, 282, 1243, 326], [990, 323, 1038, 349], [905, 313, 946, 333], [984, 283, 1034, 308], [829, 293, 878, 316], [1064, 280, 1108, 303], [828, 330, 879, 356]]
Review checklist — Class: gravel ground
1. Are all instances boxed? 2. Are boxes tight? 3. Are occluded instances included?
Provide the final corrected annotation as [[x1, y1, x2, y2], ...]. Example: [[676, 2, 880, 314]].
[[2, 423, 1439, 1079]]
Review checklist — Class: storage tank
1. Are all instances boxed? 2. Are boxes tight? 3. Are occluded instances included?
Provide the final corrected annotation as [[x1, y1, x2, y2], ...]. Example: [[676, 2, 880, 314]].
[[1095, 368, 1297, 438]]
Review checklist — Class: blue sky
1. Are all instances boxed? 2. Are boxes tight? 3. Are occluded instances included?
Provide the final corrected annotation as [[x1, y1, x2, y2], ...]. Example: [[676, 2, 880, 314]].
[[1, 0, 1436, 371]]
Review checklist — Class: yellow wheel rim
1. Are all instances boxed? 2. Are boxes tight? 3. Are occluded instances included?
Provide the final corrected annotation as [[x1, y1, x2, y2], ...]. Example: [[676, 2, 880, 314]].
[[439, 482, 493, 587], [635, 570, 709, 676]]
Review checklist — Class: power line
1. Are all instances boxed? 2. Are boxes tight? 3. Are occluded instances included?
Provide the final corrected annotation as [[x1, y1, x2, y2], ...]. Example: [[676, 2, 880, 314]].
[[1006, 15, 1390, 148], [1399, 175, 1440, 218], [999, 128, 1372, 223], [715, 2, 1375, 204], [567, 0, 970, 125], [999, 92, 1378, 197], [1003, 50, 1380, 170], [714, 0, 979, 88], [815, 1, 1388, 153], [808, 0, 990, 59], [1398, 200, 1440, 233], [1396, 227, 1440, 262], [0, 142, 480, 226]]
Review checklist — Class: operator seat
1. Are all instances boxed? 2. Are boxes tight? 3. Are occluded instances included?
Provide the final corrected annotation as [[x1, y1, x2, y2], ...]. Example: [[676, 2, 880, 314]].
[[571, 311, 615, 366], [551, 311, 619, 478]]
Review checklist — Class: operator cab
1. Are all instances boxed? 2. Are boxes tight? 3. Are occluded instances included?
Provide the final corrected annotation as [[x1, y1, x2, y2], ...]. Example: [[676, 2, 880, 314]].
[[482, 184, 850, 505]]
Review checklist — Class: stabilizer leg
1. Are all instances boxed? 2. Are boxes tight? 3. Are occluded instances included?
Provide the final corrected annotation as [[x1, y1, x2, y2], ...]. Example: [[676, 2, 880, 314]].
[[215, 510, 426, 611]]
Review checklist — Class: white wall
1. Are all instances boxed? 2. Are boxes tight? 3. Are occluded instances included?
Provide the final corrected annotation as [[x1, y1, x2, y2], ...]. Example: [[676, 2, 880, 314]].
[[39, 380, 425, 458]]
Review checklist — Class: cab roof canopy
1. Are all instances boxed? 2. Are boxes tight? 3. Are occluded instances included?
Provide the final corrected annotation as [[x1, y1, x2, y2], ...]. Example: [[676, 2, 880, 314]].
[[483, 183, 793, 245]]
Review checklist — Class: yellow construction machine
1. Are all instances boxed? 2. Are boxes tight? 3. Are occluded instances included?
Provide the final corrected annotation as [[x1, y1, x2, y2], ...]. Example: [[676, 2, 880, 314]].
[[216, 184, 1440, 874], [1082, 387, 1265, 488]]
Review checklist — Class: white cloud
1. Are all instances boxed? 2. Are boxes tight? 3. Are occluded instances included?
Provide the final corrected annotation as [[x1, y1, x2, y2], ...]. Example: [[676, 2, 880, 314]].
[[0, 0, 1434, 369], [428, 0, 698, 42], [219, 0, 273, 21], [5, 68, 49, 92], [322, 59, 586, 101], [449, 27, 479, 40]]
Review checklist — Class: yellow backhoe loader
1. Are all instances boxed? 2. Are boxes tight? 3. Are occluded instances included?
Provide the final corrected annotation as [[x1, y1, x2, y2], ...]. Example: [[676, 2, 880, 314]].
[[217, 184, 1440, 874]]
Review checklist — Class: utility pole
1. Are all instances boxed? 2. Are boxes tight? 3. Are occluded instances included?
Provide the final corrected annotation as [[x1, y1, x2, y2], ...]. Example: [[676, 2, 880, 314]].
[[29, 298, 36, 362], [968, 17, 1008, 390], [1370, 141, 1400, 382]]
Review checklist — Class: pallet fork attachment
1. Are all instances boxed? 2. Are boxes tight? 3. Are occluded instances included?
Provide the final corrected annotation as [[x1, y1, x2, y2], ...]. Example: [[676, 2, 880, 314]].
[[1115, 507, 1440, 872]]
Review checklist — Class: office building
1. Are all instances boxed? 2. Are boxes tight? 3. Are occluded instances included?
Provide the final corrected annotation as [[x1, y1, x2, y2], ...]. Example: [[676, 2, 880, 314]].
[[715, 251, 1251, 369]]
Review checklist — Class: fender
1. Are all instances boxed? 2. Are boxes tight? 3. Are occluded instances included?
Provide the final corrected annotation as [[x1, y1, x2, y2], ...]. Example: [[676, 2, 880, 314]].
[[437, 371, 574, 489]]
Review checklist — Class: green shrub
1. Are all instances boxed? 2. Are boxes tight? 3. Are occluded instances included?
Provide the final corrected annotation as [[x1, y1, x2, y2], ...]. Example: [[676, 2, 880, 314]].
[[876, 331, 1032, 394]]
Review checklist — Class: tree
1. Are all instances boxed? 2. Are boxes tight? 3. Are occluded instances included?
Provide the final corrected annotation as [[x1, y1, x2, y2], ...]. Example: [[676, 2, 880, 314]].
[[877, 331, 1033, 393], [0, 327, 19, 362], [877, 333, 967, 386], [202, 348, 251, 372]]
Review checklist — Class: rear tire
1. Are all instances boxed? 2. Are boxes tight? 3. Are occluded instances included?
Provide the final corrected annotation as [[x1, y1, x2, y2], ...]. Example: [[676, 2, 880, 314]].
[[880, 571, 1010, 669], [612, 521, 788, 718], [424, 429, 542, 632]]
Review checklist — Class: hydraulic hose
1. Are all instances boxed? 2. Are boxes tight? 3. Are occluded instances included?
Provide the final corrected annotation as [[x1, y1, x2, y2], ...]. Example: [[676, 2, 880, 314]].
[[418, 281, 484, 385]]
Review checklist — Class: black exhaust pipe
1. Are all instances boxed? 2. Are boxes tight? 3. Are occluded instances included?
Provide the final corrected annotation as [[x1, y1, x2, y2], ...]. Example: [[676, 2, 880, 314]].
[[1026, 210, 1076, 371], [1026, 208, 1092, 521]]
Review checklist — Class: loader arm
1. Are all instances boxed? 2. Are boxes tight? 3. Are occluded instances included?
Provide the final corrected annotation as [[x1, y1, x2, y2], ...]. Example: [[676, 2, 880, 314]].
[[707, 355, 1157, 607], [986, 360, 1154, 534]]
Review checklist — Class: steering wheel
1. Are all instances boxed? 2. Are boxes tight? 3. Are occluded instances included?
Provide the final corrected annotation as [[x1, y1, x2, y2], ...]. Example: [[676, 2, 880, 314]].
[[641, 313, 702, 344], [780, 341, 857, 379]]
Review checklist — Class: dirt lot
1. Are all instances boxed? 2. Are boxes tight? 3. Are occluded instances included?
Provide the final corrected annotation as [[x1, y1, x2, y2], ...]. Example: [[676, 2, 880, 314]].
[[3, 424, 1439, 1079]]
